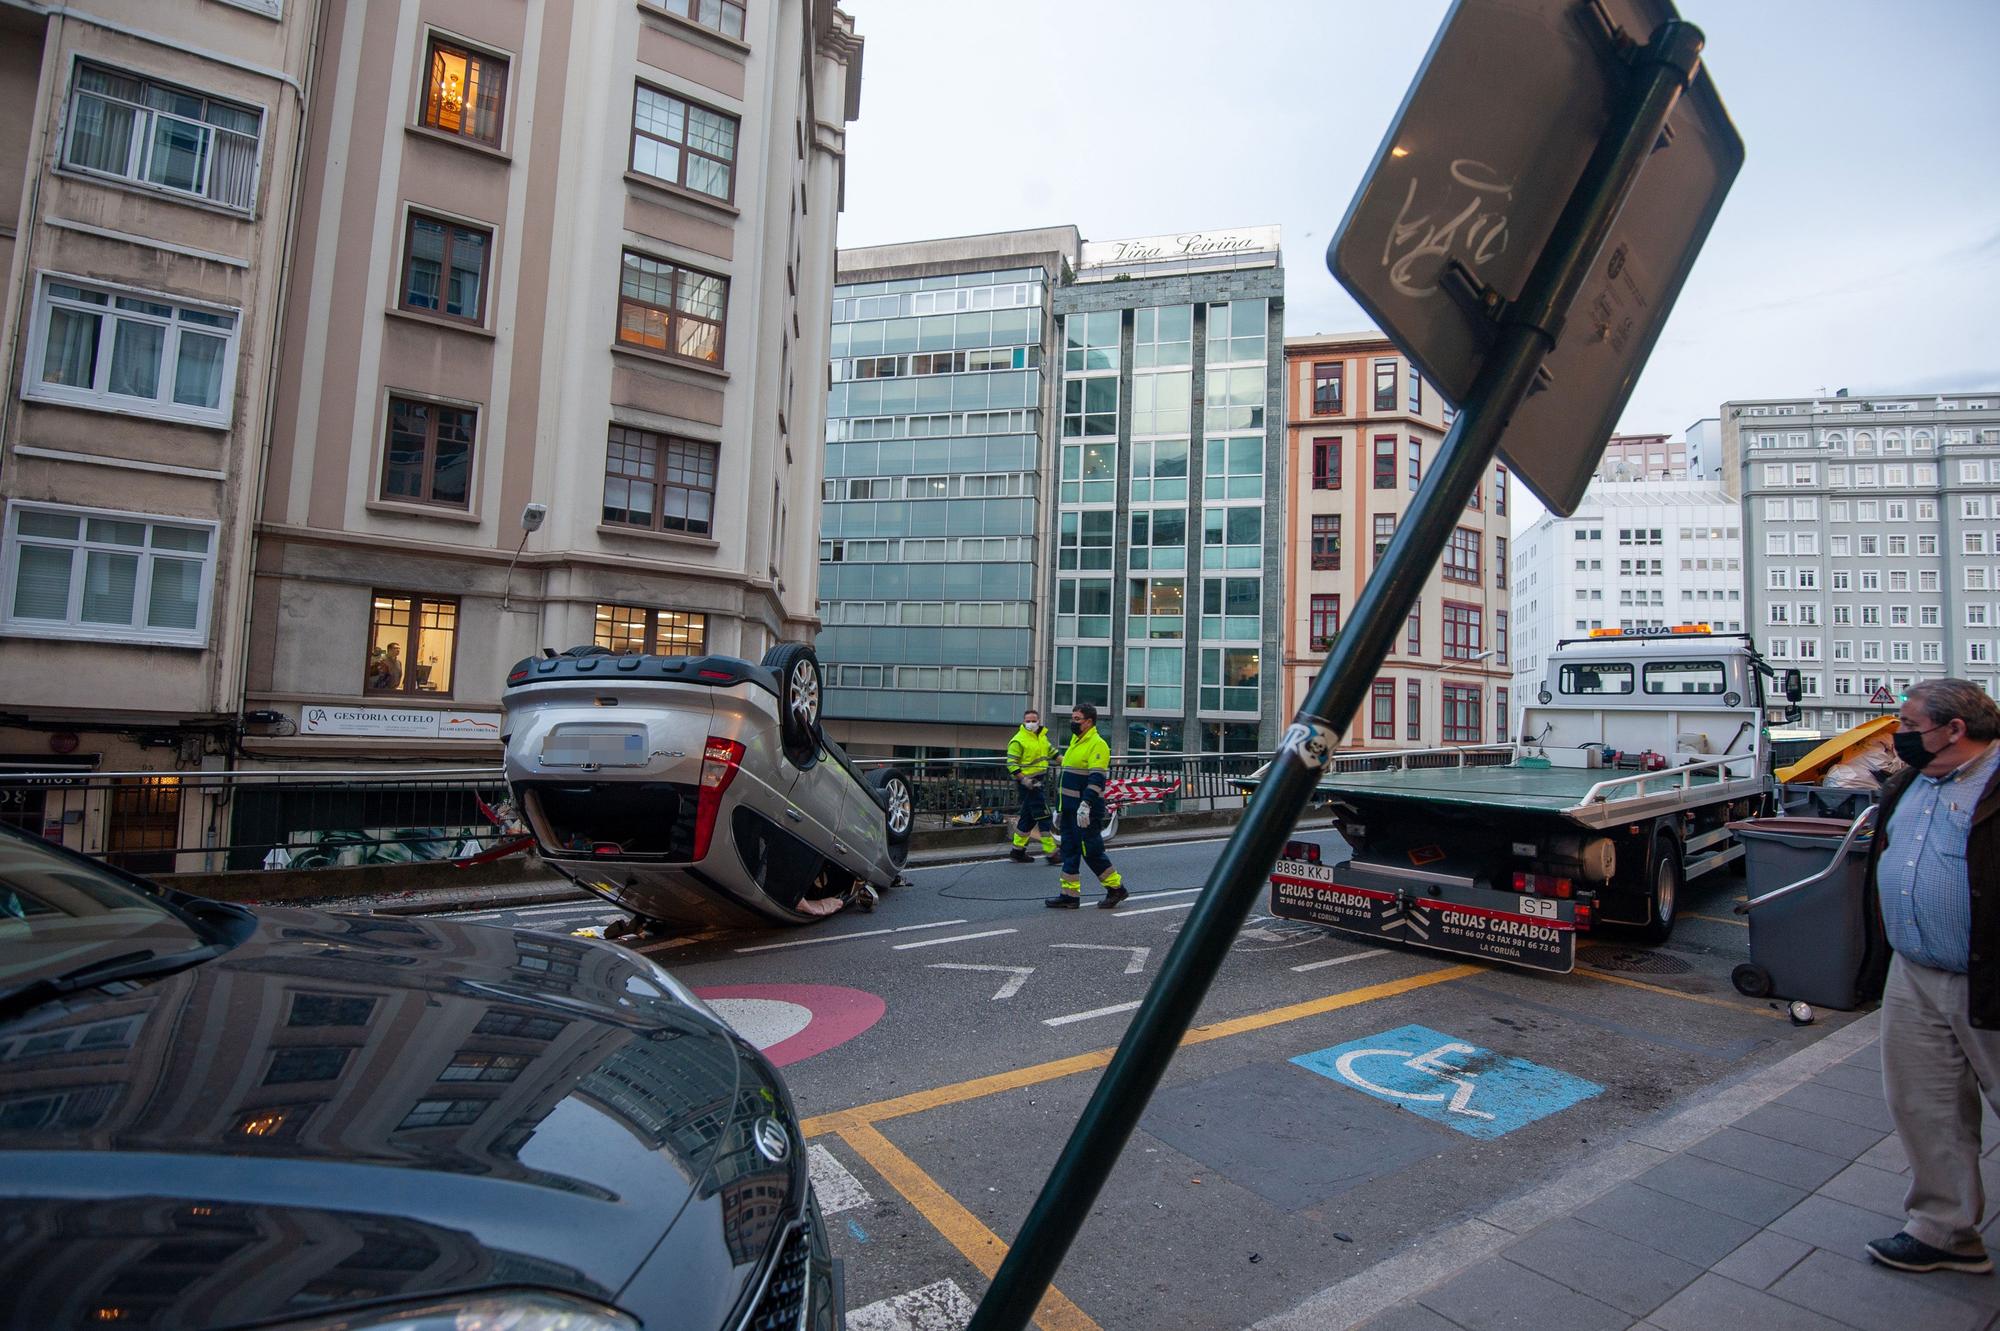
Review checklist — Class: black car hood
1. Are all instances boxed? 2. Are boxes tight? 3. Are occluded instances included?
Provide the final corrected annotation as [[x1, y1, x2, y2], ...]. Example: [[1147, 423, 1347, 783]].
[[0, 907, 804, 1329]]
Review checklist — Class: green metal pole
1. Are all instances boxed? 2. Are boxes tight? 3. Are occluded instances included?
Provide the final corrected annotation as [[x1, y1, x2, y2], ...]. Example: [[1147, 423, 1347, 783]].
[[967, 21, 1707, 1331]]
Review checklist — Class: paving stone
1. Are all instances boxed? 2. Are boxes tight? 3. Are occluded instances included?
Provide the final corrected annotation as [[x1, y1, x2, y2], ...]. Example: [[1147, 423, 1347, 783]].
[[1417, 1254, 1628, 1331], [1689, 1126, 1850, 1191], [1815, 1161, 1911, 1220], [1499, 1217, 1702, 1318], [1735, 1101, 1887, 1161], [1916, 1265, 2000, 1314], [1811, 1060, 1886, 1099], [1649, 1273, 1852, 1331], [1357, 1305, 1470, 1331], [1711, 1230, 1814, 1291], [1635, 1153, 1809, 1225], [1769, 1194, 1904, 1262], [1855, 1134, 1910, 1176], [1840, 1043, 1882, 1071], [1575, 1181, 1760, 1267], [1770, 1248, 1989, 1331], [1774, 1082, 1898, 1133]]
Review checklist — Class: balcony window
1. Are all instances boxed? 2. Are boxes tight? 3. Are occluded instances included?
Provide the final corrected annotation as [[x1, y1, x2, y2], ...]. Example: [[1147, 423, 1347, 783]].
[[1309, 594, 1339, 650], [1311, 362, 1343, 415], [1310, 514, 1340, 571], [3, 502, 215, 646], [64, 63, 260, 211], [30, 276, 237, 425]]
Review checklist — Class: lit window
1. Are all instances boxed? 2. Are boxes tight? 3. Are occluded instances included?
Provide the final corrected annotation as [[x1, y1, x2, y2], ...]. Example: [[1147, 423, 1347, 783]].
[[618, 250, 727, 364], [422, 37, 507, 145], [365, 593, 458, 696]]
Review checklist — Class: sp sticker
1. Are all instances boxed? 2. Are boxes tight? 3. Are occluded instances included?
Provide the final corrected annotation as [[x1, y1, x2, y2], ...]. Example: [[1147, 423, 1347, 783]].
[[1280, 720, 1338, 770]]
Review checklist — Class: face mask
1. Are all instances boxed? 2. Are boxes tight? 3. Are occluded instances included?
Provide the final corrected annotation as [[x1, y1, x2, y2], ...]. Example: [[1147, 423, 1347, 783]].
[[1892, 727, 1937, 767], [1069, 721, 1084, 736]]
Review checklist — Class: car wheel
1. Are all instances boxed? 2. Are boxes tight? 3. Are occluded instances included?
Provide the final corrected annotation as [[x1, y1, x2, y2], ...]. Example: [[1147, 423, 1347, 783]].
[[1639, 836, 1680, 944], [761, 643, 823, 768], [869, 768, 914, 867]]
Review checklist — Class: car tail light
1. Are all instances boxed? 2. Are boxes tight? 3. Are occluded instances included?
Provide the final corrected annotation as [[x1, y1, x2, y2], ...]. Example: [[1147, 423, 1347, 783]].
[[506, 666, 530, 685], [694, 737, 746, 861], [699, 669, 735, 681], [1574, 900, 1593, 930], [1283, 838, 1322, 863], [1512, 871, 1574, 897]]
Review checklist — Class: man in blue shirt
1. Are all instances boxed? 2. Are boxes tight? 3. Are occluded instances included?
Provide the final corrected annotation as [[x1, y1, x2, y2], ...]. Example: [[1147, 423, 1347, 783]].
[[1866, 679, 2000, 1274]]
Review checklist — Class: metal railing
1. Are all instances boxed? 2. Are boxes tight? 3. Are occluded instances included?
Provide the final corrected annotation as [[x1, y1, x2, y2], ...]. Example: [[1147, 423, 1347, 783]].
[[849, 749, 1280, 830]]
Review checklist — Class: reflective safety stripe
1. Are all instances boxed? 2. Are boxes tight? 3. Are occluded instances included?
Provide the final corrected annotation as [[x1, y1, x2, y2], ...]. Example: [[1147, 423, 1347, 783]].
[[1012, 832, 1029, 848], [1099, 870, 1122, 888]]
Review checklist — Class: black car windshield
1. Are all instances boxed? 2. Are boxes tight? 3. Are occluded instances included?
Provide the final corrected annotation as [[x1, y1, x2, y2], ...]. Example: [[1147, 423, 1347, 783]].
[[0, 827, 209, 997]]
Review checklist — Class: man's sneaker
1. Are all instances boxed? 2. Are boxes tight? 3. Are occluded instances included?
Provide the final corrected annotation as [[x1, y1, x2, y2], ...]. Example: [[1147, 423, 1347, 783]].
[[1008, 847, 1032, 863], [1866, 1233, 1993, 1273], [1045, 894, 1080, 909], [1098, 886, 1130, 910]]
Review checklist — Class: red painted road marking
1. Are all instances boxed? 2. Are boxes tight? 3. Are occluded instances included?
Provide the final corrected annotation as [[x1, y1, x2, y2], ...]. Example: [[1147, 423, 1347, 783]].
[[695, 983, 886, 1067]]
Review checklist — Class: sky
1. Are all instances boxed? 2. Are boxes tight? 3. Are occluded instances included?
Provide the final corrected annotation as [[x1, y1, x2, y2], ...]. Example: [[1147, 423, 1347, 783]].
[[833, 0, 2000, 530]]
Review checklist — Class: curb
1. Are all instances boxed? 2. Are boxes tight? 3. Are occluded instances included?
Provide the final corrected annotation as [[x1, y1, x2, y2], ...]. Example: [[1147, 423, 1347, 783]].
[[1250, 1011, 1884, 1331]]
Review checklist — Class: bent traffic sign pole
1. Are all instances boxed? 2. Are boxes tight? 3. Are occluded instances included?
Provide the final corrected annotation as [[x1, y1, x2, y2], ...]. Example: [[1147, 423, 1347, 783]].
[[967, 16, 1716, 1331]]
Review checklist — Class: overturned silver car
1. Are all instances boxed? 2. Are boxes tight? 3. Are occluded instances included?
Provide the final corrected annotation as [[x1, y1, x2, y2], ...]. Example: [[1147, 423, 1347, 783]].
[[502, 642, 913, 928]]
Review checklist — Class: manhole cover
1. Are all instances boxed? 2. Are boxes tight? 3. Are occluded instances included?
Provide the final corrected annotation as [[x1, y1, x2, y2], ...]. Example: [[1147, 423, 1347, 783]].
[[1577, 944, 1693, 975]]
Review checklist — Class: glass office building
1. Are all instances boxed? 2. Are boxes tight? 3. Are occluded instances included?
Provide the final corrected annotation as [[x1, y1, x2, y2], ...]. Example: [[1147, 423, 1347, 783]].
[[1049, 228, 1286, 755], [817, 230, 1078, 756]]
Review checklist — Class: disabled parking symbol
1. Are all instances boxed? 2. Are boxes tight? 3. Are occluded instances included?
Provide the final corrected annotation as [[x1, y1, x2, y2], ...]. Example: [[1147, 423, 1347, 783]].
[[1291, 1023, 1602, 1141]]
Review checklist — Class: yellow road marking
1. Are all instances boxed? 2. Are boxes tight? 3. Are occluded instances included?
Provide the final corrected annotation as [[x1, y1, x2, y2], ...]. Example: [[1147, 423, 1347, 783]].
[[1685, 911, 1749, 928], [1574, 965, 1783, 1017], [835, 1118, 1101, 1331], [802, 963, 1480, 1134]]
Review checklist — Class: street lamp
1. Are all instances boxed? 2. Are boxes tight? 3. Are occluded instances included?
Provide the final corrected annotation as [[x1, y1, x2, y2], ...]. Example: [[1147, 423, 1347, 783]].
[[499, 503, 546, 613]]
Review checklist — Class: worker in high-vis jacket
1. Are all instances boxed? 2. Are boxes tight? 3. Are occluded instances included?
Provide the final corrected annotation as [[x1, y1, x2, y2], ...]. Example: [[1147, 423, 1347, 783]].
[[1047, 701, 1127, 909], [1006, 708, 1058, 864]]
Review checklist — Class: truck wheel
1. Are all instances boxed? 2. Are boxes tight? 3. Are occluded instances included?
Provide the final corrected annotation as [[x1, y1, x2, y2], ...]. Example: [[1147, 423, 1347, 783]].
[[761, 643, 822, 769], [869, 768, 914, 867], [1732, 963, 1773, 998], [1640, 837, 1681, 944]]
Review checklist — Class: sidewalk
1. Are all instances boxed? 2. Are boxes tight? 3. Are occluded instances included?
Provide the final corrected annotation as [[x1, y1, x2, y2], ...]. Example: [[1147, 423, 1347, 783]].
[[1257, 1012, 2000, 1331]]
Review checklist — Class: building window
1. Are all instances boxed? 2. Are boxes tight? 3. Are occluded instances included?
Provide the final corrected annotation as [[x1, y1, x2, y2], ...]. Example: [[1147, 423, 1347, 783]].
[[1311, 514, 1341, 570], [1407, 678, 1422, 741], [3, 502, 215, 646], [1372, 359, 1396, 412], [29, 276, 238, 425], [1311, 437, 1342, 489], [631, 84, 739, 201], [400, 213, 490, 324], [1406, 602, 1420, 654], [1496, 610, 1509, 665], [603, 426, 718, 535], [1496, 687, 1510, 743], [1310, 594, 1340, 650], [1443, 527, 1481, 584], [1371, 679, 1395, 739], [594, 604, 708, 655], [381, 396, 476, 507], [1443, 684, 1482, 743], [63, 63, 260, 211], [652, 0, 746, 39], [1199, 647, 1260, 713], [1494, 466, 1508, 516], [1374, 513, 1397, 561], [1495, 535, 1508, 589], [366, 593, 457, 695], [1372, 434, 1396, 488], [1408, 438, 1422, 491], [1312, 362, 1343, 415], [1443, 601, 1484, 660], [618, 250, 726, 364], [1408, 367, 1423, 415], [422, 36, 507, 145]]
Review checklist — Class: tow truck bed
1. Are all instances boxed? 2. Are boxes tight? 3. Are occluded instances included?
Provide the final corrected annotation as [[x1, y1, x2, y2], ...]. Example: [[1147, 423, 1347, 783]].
[[1307, 763, 1734, 815]]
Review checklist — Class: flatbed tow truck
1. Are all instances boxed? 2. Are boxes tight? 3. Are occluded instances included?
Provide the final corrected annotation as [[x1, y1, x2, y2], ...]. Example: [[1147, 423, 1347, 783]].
[[1261, 626, 1802, 974]]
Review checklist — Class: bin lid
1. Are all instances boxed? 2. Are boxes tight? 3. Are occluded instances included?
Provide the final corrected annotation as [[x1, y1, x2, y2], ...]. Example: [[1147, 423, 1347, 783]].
[[1727, 815, 1873, 848]]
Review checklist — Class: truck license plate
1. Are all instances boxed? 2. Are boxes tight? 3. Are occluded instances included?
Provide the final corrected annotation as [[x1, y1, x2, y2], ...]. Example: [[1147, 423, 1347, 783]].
[[541, 725, 648, 768], [1270, 861, 1575, 974]]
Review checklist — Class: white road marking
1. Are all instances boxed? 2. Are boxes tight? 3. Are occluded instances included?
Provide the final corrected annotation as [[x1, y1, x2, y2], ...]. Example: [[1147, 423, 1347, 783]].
[[846, 1279, 978, 1331], [1118, 899, 1197, 916], [929, 963, 1035, 1000], [1052, 943, 1151, 974], [1044, 1000, 1142, 1027], [892, 929, 1017, 950], [735, 919, 970, 954], [1291, 948, 1389, 973], [807, 1142, 873, 1215]]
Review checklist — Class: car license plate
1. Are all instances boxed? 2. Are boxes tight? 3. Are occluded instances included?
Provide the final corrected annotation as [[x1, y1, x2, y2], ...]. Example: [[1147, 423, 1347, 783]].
[[1269, 861, 1576, 974], [541, 725, 648, 768]]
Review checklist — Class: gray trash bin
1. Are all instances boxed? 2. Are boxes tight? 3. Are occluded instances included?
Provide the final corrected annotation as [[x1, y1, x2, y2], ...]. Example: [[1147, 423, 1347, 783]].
[[1727, 814, 1877, 1010]]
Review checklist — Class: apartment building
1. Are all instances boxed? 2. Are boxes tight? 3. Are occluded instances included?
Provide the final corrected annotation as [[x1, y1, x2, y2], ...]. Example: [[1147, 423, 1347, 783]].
[[1510, 479, 1745, 689], [1284, 331, 1513, 751], [1049, 227, 1286, 756], [814, 228, 1078, 757], [244, 0, 861, 760], [1593, 431, 1687, 483], [1732, 391, 2000, 729], [0, 0, 319, 861]]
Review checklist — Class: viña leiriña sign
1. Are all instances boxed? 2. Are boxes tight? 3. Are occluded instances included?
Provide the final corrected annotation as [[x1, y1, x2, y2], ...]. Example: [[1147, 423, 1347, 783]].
[[1078, 225, 1280, 274]]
